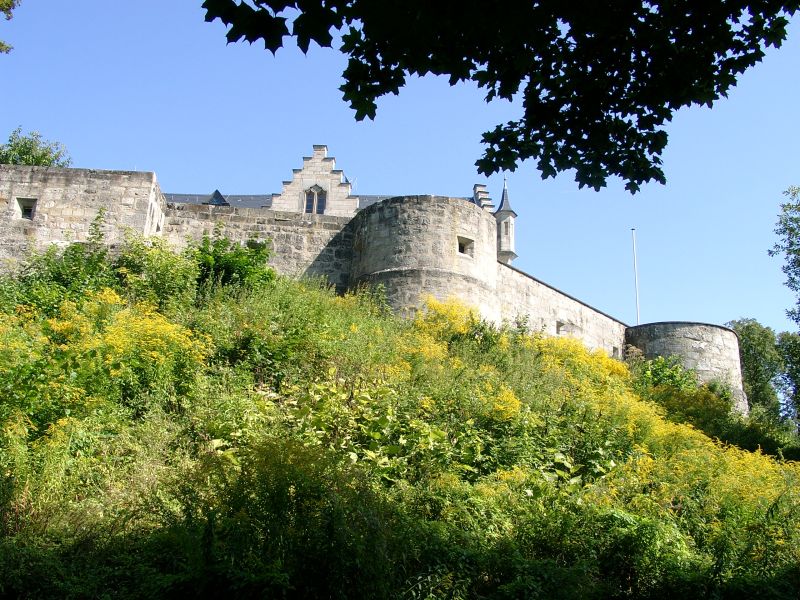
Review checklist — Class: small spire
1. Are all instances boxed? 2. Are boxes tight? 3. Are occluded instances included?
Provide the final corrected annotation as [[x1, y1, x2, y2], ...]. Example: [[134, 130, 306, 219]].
[[495, 177, 516, 216]]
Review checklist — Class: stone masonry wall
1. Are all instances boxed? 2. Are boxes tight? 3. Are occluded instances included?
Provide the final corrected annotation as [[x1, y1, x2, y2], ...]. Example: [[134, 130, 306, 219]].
[[497, 264, 628, 356], [349, 196, 501, 320], [625, 322, 747, 413], [0, 165, 164, 267], [162, 203, 354, 290]]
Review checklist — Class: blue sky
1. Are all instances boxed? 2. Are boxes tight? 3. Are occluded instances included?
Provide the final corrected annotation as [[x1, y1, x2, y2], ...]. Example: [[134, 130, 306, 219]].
[[2, 2, 799, 332]]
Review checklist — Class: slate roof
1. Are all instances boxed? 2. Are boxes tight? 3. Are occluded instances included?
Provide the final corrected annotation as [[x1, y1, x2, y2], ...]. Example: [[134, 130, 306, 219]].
[[207, 190, 228, 206], [167, 192, 400, 211], [164, 193, 272, 209], [165, 192, 475, 211]]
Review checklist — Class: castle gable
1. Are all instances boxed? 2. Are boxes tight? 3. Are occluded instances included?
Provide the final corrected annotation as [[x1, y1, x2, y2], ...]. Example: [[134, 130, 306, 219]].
[[269, 145, 358, 217]]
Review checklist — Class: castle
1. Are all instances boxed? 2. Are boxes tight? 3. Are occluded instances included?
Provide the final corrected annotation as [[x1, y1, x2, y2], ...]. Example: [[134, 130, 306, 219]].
[[0, 145, 747, 411]]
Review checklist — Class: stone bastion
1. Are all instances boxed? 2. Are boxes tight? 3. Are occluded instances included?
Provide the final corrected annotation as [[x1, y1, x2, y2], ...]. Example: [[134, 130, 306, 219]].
[[625, 322, 747, 413], [349, 195, 501, 320]]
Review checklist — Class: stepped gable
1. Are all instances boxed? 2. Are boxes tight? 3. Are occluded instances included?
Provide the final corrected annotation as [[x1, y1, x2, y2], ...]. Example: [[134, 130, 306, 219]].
[[269, 145, 358, 217]]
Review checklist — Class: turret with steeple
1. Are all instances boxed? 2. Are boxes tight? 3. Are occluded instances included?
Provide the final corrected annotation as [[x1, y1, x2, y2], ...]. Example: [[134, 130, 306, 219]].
[[494, 178, 517, 265]]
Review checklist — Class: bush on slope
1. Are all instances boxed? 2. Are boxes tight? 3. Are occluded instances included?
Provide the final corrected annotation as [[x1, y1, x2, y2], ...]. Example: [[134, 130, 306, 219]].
[[0, 241, 798, 598]]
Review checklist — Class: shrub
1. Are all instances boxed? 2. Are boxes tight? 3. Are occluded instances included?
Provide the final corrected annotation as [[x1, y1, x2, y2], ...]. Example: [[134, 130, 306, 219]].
[[628, 352, 698, 395], [3, 213, 115, 315], [192, 226, 274, 292], [114, 234, 198, 310]]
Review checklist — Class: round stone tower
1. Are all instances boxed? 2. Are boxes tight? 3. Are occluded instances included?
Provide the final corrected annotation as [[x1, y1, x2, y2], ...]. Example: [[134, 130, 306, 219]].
[[349, 195, 500, 321], [625, 322, 747, 413]]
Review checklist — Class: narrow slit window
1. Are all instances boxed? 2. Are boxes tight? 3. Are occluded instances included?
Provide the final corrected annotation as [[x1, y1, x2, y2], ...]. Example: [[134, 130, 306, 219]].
[[17, 198, 37, 220], [315, 190, 326, 214]]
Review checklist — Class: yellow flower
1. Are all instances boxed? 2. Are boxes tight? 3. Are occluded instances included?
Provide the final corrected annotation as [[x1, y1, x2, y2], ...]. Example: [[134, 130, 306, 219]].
[[492, 385, 521, 420], [414, 296, 478, 338], [89, 287, 124, 306], [498, 333, 510, 350]]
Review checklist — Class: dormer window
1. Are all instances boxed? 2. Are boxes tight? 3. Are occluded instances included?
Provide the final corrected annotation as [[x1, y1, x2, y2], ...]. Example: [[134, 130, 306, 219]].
[[206, 189, 229, 206], [304, 185, 327, 214]]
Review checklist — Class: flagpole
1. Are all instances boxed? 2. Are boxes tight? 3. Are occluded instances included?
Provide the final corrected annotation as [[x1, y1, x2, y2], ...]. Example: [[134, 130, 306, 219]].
[[631, 228, 640, 325]]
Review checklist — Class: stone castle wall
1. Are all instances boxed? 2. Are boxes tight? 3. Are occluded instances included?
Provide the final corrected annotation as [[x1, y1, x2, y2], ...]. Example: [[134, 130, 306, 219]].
[[0, 163, 747, 410], [497, 264, 627, 356], [347, 195, 627, 357], [162, 203, 354, 291], [0, 165, 164, 265]]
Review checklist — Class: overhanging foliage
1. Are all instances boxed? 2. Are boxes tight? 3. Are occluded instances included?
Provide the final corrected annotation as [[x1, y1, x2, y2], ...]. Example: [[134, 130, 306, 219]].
[[203, 0, 799, 192]]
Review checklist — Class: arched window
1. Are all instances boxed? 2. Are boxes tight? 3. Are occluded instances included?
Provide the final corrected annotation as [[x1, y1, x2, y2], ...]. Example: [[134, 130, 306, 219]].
[[304, 185, 327, 214]]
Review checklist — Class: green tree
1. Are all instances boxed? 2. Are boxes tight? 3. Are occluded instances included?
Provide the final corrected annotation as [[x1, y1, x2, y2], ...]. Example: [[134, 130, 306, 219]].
[[764, 191, 800, 420], [771, 186, 800, 324], [0, 0, 20, 53], [727, 318, 783, 416], [0, 126, 71, 167], [202, 1, 798, 192], [777, 330, 800, 419]]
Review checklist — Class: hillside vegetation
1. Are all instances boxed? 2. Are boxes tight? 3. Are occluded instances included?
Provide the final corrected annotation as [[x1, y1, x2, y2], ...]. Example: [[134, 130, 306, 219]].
[[0, 231, 799, 599]]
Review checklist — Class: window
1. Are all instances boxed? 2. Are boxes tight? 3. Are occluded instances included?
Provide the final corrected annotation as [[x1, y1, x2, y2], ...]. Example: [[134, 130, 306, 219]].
[[503, 221, 509, 236], [17, 198, 37, 220], [304, 185, 327, 214], [556, 321, 577, 336], [457, 236, 474, 257]]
